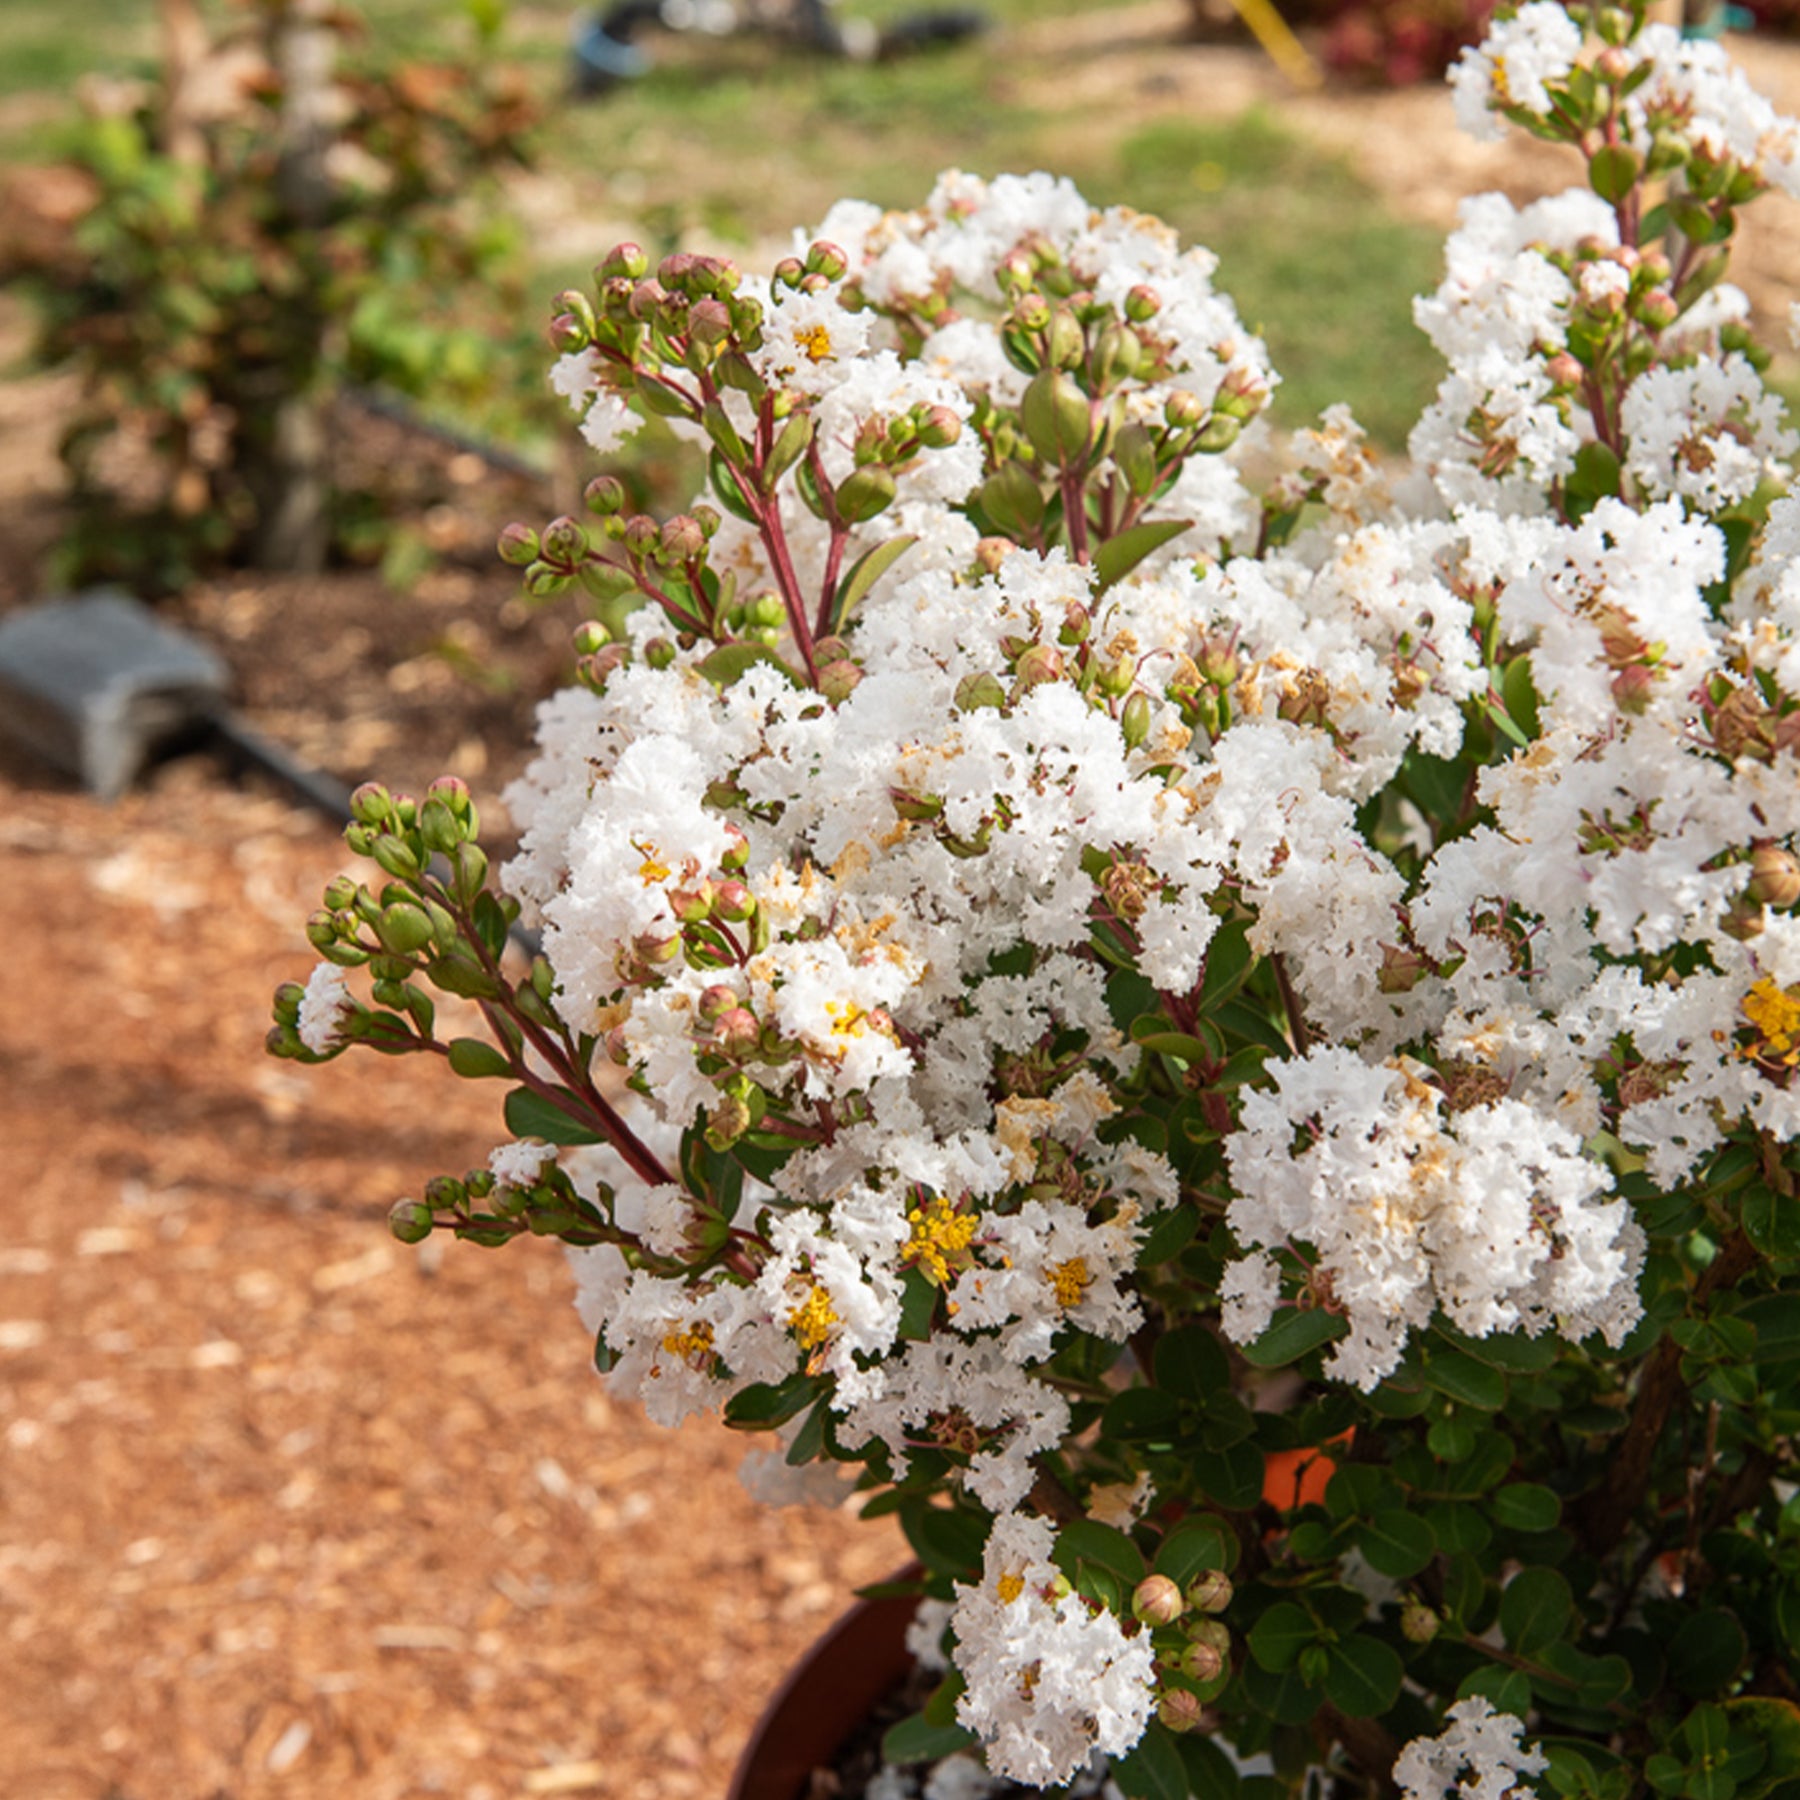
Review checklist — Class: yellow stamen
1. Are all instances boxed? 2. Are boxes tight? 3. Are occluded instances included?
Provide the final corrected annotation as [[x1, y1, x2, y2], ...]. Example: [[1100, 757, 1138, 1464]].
[[903, 1195, 979, 1286], [660, 1319, 715, 1367], [996, 1573, 1024, 1604], [1743, 977, 1800, 1060], [787, 1283, 840, 1351], [1049, 1256, 1093, 1310], [795, 323, 833, 363]]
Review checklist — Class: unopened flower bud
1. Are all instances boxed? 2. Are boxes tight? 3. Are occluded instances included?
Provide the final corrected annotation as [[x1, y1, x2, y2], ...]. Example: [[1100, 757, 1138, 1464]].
[[661, 514, 706, 562], [1181, 1639, 1225, 1684], [1638, 290, 1680, 331], [706, 1091, 753, 1148], [670, 880, 715, 923], [1595, 44, 1632, 82], [915, 405, 963, 448], [584, 475, 626, 517], [715, 1007, 760, 1055], [1157, 1688, 1204, 1734], [1749, 844, 1800, 910], [772, 255, 805, 289], [497, 522, 540, 566], [1165, 390, 1206, 430], [1132, 1575, 1186, 1626], [428, 775, 471, 818], [542, 515, 589, 567], [599, 242, 649, 282], [720, 824, 750, 872], [1544, 351, 1584, 389], [1401, 1599, 1440, 1645], [975, 537, 1012, 575], [820, 659, 863, 704], [1013, 643, 1064, 689], [627, 277, 667, 322], [349, 782, 393, 826], [548, 312, 588, 354], [688, 298, 732, 346], [805, 239, 849, 281], [698, 984, 737, 1023], [389, 1198, 436, 1244], [1186, 1569, 1233, 1614], [1124, 283, 1162, 323], [572, 620, 610, 656], [1121, 691, 1152, 749], [1059, 603, 1090, 646]]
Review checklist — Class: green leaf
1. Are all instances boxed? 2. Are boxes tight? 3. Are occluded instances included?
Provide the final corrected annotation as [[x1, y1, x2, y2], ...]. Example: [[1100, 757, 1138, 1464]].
[[1460, 1666, 1533, 1719], [1420, 1343, 1508, 1411], [447, 1036, 513, 1080], [1113, 1720, 1189, 1800], [1721, 1698, 1800, 1800], [1189, 1439, 1265, 1510], [722, 1372, 825, 1430], [896, 1266, 937, 1342], [832, 534, 916, 626], [907, 1504, 989, 1579], [1155, 1514, 1239, 1584], [1137, 1206, 1198, 1269], [881, 1711, 977, 1765], [503, 1086, 605, 1147], [1358, 1509, 1437, 1580], [977, 461, 1045, 537], [1105, 1387, 1182, 1443], [1154, 1324, 1230, 1400], [1054, 1519, 1146, 1586], [1198, 918, 1256, 1012], [1249, 1600, 1317, 1672], [1094, 517, 1192, 592], [697, 641, 800, 690], [1323, 1634, 1405, 1718], [1239, 1307, 1348, 1369], [1493, 1482, 1562, 1533], [1669, 1610, 1749, 1698], [1178, 1734, 1244, 1800], [1499, 1565, 1572, 1654], [1588, 144, 1643, 203]]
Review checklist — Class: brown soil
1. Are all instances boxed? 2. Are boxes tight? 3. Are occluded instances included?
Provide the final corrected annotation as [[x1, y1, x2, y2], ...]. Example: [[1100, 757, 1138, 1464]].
[[4, 21, 1800, 1793]]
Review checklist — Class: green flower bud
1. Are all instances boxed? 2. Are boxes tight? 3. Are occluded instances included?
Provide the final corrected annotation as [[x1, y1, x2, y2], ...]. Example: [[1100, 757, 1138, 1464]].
[[1013, 642, 1064, 690], [524, 562, 572, 599], [720, 824, 750, 871], [584, 476, 627, 517], [1121, 691, 1153, 749], [573, 620, 610, 656], [1164, 390, 1206, 430], [272, 981, 305, 1024], [836, 465, 898, 525], [1194, 414, 1242, 454], [714, 879, 755, 922], [805, 239, 849, 281], [306, 909, 341, 950], [371, 834, 422, 883], [1132, 1574, 1186, 1626], [548, 312, 589, 355], [714, 1007, 760, 1056], [1748, 844, 1800, 909], [1157, 1689, 1204, 1734], [644, 637, 677, 670], [599, 242, 649, 282], [1401, 1599, 1440, 1645], [698, 983, 738, 1023], [542, 515, 589, 566], [497, 523, 540, 566], [1186, 1569, 1233, 1614], [1125, 284, 1161, 323], [915, 405, 962, 449], [554, 288, 597, 339], [389, 1199, 437, 1244], [349, 782, 393, 826], [376, 903, 435, 957], [772, 255, 806, 289], [451, 841, 489, 905], [820, 659, 863, 704], [661, 514, 707, 562]]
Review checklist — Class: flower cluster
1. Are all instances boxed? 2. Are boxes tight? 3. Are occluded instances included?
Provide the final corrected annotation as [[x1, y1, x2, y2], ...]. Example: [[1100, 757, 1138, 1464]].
[[271, 4, 1800, 1794]]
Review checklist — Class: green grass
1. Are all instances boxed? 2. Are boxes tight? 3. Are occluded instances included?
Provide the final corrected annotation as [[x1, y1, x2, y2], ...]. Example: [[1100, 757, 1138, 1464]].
[[0, 0, 1450, 448]]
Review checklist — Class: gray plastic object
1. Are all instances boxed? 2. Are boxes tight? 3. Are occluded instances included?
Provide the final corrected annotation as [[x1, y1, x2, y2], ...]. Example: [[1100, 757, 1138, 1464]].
[[0, 589, 352, 821], [0, 590, 232, 800]]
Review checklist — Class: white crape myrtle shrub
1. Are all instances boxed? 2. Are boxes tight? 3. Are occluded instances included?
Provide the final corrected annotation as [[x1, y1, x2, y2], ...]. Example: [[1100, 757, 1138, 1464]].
[[270, 7, 1800, 1794]]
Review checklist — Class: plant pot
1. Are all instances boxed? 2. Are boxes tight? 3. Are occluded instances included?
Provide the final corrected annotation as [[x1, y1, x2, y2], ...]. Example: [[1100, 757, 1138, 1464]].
[[728, 1582, 919, 1800]]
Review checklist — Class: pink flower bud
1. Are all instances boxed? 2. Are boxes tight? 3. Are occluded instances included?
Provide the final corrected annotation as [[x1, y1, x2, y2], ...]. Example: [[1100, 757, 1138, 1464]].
[[714, 880, 756, 922], [714, 1008, 760, 1055], [1132, 1575, 1186, 1626], [1157, 1689, 1204, 1733]]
